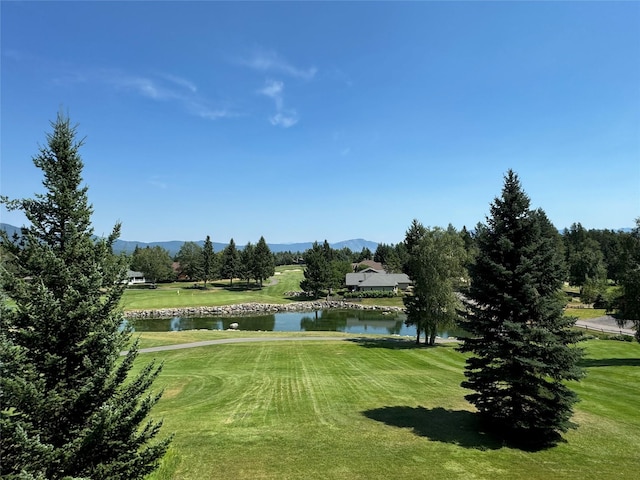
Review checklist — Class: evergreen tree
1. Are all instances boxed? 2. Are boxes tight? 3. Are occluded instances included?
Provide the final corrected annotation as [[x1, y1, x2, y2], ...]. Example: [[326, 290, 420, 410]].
[[0, 113, 170, 479], [253, 236, 275, 288], [402, 223, 466, 345], [403, 219, 427, 278], [300, 242, 331, 298], [240, 242, 255, 286], [618, 218, 640, 340], [459, 170, 583, 446], [221, 238, 241, 286], [202, 235, 216, 288]]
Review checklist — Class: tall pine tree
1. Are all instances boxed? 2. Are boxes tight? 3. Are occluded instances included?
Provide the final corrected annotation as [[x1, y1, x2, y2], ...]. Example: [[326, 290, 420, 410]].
[[253, 236, 275, 288], [459, 170, 583, 446], [0, 113, 171, 479], [201, 235, 216, 288], [221, 238, 241, 286]]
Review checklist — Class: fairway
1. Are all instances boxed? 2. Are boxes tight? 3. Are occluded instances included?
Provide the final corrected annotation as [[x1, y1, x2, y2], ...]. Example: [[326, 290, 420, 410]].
[[139, 336, 640, 480]]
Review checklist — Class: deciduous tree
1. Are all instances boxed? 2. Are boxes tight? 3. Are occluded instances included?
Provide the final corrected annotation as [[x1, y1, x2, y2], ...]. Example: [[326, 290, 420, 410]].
[[618, 218, 640, 340], [0, 113, 170, 479], [174, 241, 203, 281], [459, 170, 583, 446], [131, 245, 175, 283], [402, 223, 466, 345]]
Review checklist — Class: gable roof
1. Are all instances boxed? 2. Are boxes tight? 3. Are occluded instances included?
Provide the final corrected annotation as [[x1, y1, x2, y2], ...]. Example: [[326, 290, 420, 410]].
[[345, 272, 411, 287], [353, 260, 384, 271]]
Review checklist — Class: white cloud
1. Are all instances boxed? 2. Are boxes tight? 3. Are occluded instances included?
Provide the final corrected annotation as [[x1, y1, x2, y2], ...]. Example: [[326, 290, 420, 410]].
[[160, 73, 198, 93], [148, 177, 167, 189], [99, 69, 232, 121], [258, 79, 298, 128], [259, 79, 284, 110], [240, 49, 317, 80], [270, 112, 299, 128]]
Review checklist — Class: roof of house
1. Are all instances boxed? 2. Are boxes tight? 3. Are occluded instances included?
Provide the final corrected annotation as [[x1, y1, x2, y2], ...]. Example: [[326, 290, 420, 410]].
[[127, 270, 145, 277], [345, 272, 411, 287], [353, 259, 384, 271]]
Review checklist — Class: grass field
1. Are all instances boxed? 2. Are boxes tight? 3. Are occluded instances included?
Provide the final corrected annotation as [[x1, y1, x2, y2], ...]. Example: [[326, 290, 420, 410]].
[[135, 334, 640, 480], [122, 266, 305, 310]]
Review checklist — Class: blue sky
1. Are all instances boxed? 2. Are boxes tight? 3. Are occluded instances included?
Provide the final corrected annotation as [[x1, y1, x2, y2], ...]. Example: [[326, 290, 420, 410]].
[[2, 1, 639, 245]]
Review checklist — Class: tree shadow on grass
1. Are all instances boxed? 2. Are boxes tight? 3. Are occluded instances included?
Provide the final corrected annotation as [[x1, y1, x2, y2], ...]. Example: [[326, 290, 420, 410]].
[[579, 358, 640, 368], [363, 406, 501, 450], [347, 337, 446, 350], [363, 406, 559, 452]]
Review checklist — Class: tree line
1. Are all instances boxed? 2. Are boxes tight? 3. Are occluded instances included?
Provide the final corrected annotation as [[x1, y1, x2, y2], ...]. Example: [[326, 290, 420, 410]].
[[128, 239, 376, 288], [129, 236, 275, 288]]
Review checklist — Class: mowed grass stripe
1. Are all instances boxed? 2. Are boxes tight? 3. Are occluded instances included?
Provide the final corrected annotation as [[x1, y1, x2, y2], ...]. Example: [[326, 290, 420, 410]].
[[142, 337, 640, 480]]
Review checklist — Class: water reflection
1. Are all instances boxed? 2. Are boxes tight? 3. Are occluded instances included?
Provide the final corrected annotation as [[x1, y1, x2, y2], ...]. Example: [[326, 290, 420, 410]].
[[126, 309, 414, 335], [125, 309, 468, 338]]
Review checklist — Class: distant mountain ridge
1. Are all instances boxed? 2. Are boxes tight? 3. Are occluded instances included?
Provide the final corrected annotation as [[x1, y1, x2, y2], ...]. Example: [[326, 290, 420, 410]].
[[0, 223, 378, 256]]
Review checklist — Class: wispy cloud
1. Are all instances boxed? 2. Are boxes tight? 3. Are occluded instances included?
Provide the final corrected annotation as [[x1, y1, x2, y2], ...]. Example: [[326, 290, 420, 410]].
[[160, 73, 198, 93], [270, 112, 298, 128], [148, 177, 168, 189], [259, 79, 284, 109], [240, 49, 317, 80], [259, 79, 298, 128], [52, 66, 232, 121]]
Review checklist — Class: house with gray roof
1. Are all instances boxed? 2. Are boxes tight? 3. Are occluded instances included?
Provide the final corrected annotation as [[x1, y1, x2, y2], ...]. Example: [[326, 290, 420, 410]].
[[126, 270, 146, 285], [345, 271, 411, 292]]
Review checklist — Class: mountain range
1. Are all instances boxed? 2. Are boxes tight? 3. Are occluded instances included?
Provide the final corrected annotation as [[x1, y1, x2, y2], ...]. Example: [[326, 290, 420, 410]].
[[0, 223, 378, 256]]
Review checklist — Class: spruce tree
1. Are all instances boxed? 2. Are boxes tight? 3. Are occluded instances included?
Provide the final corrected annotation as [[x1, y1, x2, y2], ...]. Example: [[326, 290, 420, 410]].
[[0, 113, 171, 479], [221, 238, 241, 286], [300, 242, 331, 298], [202, 235, 215, 288], [459, 170, 583, 446], [253, 236, 275, 288]]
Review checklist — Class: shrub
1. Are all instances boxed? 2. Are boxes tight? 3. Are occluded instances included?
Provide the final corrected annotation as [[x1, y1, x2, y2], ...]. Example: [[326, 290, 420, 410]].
[[343, 290, 397, 299]]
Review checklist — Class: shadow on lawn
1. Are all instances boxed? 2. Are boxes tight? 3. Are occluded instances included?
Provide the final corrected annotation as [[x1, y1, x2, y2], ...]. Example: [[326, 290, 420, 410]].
[[363, 406, 561, 451], [579, 357, 640, 368], [347, 337, 445, 350], [363, 406, 502, 450]]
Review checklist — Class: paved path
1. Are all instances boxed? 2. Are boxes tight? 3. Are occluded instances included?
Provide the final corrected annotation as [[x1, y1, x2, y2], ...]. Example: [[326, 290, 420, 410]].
[[575, 315, 636, 336], [122, 336, 351, 355]]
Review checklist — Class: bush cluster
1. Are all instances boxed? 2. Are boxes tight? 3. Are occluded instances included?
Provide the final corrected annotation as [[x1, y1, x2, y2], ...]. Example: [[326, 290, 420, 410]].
[[343, 290, 397, 299]]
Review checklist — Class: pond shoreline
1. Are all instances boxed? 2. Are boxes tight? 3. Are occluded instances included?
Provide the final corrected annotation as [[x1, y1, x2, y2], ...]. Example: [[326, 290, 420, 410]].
[[124, 301, 405, 319]]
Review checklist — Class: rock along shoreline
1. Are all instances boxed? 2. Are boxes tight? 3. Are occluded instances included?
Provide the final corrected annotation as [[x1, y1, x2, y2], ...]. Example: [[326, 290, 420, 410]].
[[124, 301, 405, 319]]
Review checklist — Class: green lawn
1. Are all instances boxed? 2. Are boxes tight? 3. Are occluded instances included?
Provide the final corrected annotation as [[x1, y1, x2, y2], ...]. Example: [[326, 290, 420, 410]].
[[122, 266, 305, 310], [136, 335, 640, 480]]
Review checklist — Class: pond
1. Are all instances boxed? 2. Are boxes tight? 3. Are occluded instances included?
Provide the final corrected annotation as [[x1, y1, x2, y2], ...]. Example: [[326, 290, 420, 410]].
[[125, 309, 466, 339]]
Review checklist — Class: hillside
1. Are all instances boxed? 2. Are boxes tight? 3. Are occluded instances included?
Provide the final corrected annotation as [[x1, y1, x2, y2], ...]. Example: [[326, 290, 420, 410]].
[[1, 223, 378, 256]]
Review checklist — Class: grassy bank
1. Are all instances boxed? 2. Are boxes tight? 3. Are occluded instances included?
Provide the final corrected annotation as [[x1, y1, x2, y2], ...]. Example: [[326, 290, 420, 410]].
[[122, 266, 305, 311], [137, 335, 639, 479]]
